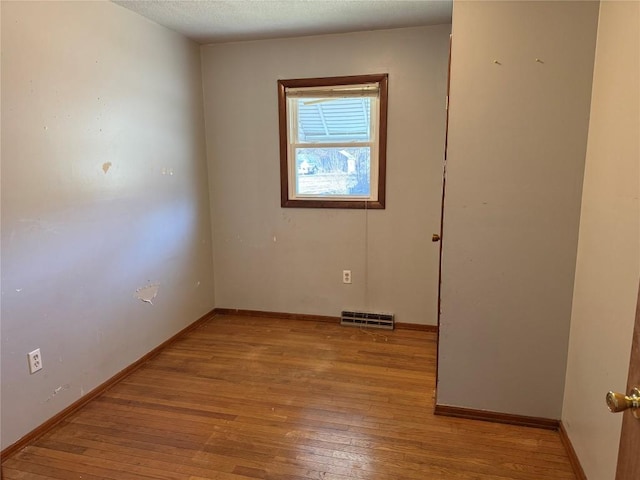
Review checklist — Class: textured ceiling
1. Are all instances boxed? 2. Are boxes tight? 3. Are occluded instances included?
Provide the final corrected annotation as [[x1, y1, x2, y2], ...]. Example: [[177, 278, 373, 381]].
[[113, 0, 453, 44]]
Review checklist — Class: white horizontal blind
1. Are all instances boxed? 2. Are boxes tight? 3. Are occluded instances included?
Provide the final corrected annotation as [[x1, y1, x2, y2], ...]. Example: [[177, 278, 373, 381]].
[[285, 83, 380, 99]]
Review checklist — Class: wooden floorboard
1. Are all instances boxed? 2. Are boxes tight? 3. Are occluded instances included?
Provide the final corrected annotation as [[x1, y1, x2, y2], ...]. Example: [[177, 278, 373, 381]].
[[2, 314, 576, 479]]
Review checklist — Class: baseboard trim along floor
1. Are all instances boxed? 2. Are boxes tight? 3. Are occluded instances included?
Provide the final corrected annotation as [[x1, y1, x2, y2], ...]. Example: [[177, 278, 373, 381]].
[[214, 307, 439, 332], [434, 404, 588, 478], [434, 403, 560, 430], [558, 420, 588, 480]]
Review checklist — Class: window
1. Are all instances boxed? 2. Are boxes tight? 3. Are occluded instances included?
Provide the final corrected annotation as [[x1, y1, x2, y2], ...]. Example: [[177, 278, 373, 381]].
[[278, 74, 388, 209]]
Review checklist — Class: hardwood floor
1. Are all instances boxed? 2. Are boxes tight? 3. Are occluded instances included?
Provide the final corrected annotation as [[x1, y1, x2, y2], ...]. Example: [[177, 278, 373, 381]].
[[2, 315, 576, 479]]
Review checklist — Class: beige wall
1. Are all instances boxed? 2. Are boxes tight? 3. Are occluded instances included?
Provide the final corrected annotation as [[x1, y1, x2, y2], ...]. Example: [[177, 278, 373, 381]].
[[438, 1, 599, 418], [562, 1, 640, 478], [201, 26, 450, 324], [0, 1, 214, 449]]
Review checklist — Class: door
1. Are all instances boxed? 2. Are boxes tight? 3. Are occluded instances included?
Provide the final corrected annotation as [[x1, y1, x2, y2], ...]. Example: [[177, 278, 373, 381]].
[[433, 33, 452, 403], [614, 285, 640, 479]]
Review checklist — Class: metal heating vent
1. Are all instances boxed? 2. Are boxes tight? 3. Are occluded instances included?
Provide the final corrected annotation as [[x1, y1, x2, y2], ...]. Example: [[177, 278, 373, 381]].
[[341, 311, 394, 330]]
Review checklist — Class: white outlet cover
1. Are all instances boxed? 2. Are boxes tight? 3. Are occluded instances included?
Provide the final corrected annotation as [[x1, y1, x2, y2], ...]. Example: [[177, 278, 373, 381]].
[[28, 348, 43, 374]]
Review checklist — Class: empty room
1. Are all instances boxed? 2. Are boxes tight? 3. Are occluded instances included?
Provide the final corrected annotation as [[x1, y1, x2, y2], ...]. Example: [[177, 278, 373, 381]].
[[1, 1, 638, 479]]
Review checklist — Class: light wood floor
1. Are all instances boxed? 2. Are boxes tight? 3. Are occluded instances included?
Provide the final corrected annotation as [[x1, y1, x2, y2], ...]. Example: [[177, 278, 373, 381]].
[[2, 315, 576, 479]]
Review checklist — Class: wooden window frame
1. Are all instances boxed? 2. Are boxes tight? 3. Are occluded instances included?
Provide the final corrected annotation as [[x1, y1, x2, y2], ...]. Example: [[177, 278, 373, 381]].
[[277, 74, 388, 209]]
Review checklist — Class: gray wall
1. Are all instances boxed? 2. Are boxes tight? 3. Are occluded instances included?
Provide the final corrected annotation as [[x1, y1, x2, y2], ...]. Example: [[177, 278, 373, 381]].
[[562, 2, 640, 478], [201, 26, 450, 325], [0, 1, 214, 449], [438, 1, 599, 418]]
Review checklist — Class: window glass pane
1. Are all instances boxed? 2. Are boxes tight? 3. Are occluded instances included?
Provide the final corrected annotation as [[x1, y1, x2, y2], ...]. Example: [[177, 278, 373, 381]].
[[297, 98, 371, 143], [295, 147, 371, 196]]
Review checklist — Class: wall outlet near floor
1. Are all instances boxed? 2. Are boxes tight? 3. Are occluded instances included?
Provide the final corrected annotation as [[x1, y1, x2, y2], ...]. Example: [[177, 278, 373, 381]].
[[28, 348, 43, 374], [343, 270, 352, 284]]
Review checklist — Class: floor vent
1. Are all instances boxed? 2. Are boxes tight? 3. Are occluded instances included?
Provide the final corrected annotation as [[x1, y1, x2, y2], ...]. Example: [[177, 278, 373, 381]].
[[341, 311, 394, 330]]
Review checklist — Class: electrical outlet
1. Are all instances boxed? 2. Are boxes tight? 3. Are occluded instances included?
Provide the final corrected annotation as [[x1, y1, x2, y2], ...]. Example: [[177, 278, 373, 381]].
[[28, 348, 43, 374], [343, 270, 352, 284]]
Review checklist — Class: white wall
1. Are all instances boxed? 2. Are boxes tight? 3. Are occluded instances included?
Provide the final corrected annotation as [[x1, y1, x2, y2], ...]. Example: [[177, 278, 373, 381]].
[[0, 1, 214, 449], [201, 26, 450, 324], [562, 1, 640, 478], [438, 1, 599, 418]]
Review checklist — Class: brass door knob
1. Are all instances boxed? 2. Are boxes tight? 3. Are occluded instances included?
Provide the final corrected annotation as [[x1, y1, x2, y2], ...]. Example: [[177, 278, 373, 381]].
[[432, 234, 441, 242], [606, 387, 640, 418]]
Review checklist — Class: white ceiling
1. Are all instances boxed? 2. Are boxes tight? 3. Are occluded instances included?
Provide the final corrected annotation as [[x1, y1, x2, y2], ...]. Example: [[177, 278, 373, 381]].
[[113, 0, 453, 45]]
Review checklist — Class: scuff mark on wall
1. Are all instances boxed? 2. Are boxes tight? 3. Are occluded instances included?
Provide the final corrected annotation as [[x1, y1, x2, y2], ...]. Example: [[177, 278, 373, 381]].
[[134, 283, 159, 305], [42, 384, 71, 403], [102, 162, 112, 173], [18, 218, 60, 235]]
